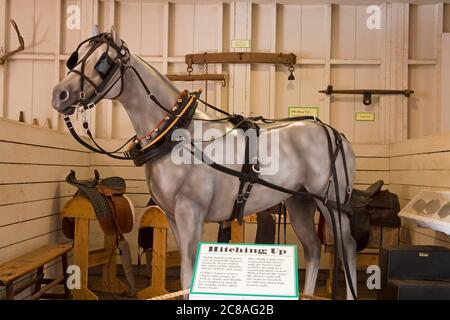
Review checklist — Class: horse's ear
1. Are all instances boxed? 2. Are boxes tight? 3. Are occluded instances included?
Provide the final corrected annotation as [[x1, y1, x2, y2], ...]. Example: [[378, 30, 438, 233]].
[[110, 25, 122, 48], [92, 24, 100, 36]]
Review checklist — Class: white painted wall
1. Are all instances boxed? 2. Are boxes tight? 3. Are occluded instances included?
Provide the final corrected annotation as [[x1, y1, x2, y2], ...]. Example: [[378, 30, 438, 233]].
[[0, 1, 449, 142]]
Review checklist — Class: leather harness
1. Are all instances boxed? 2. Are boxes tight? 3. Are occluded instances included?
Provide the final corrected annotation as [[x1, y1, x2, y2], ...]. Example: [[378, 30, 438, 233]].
[[62, 33, 357, 300]]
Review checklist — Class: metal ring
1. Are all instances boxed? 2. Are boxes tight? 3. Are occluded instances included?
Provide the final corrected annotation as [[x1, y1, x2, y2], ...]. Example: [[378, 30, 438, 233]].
[[252, 164, 261, 174]]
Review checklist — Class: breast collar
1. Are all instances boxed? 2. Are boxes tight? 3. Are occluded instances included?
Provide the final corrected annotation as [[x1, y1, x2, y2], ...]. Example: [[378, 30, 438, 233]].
[[124, 90, 200, 166]]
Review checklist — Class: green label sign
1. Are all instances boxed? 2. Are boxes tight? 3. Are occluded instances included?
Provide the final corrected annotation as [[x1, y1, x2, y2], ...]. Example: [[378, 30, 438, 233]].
[[356, 112, 375, 121], [288, 107, 319, 118], [231, 39, 250, 48]]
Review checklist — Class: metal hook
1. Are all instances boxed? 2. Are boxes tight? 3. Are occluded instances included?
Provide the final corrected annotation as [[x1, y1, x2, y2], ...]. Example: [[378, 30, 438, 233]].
[[288, 65, 295, 81]]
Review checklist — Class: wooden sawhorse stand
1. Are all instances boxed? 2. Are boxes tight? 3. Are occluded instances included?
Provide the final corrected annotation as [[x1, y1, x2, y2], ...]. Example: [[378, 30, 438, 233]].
[[136, 207, 256, 299], [137, 206, 180, 300], [62, 197, 129, 300]]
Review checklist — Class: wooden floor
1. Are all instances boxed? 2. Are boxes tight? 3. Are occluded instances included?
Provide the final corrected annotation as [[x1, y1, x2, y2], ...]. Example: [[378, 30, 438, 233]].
[[89, 267, 377, 300]]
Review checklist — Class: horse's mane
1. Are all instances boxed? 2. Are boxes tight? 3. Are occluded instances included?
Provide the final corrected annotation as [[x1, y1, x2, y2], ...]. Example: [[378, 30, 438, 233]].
[[134, 55, 180, 94]]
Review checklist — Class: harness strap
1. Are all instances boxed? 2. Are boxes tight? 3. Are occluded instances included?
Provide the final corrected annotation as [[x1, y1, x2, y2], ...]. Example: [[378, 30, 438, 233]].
[[64, 117, 133, 160], [230, 135, 261, 224], [321, 125, 357, 300], [70, 69, 100, 92], [189, 143, 351, 214]]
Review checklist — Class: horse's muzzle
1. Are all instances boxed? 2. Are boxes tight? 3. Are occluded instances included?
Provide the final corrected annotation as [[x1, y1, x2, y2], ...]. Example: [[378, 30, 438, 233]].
[[52, 87, 76, 115]]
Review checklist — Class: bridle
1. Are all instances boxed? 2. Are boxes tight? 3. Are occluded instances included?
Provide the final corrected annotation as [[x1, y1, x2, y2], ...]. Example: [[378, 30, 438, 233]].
[[66, 33, 128, 110]]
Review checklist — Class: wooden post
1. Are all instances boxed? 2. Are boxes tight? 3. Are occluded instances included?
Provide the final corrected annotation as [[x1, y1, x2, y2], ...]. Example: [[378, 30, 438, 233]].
[[91, 234, 128, 294], [231, 220, 245, 243], [33, 266, 44, 294], [137, 207, 170, 299], [61, 252, 71, 299], [62, 197, 128, 300], [72, 216, 97, 300], [327, 252, 335, 298], [5, 282, 14, 300]]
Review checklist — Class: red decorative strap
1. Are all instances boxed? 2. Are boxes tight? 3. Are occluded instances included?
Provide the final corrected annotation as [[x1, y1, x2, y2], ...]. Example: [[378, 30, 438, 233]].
[[136, 90, 189, 142]]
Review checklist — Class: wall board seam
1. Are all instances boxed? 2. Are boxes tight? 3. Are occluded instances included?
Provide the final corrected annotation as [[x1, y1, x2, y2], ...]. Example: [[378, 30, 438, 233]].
[[0, 196, 72, 208], [0, 140, 91, 154], [0, 212, 61, 229], [402, 226, 450, 244], [0, 228, 63, 250]]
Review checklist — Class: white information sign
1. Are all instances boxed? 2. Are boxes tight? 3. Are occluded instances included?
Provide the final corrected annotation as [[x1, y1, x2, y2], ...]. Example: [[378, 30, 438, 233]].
[[189, 243, 299, 300]]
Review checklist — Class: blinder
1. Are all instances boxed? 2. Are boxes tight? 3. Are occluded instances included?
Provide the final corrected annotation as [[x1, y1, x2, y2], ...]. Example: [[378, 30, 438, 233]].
[[95, 52, 115, 79], [66, 51, 78, 70]]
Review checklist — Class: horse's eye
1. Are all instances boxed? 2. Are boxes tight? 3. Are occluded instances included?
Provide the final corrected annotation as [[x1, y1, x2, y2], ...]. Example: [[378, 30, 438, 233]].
[[95, 52, 114, 79], [66, 51, 78, 70]]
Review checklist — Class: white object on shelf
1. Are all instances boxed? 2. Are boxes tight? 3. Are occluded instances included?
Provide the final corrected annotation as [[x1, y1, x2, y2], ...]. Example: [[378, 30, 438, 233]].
[[398, 190, 450, 235]]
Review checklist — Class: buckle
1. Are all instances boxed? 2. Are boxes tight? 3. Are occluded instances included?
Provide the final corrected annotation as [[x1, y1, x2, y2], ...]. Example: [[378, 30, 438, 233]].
[[80, 91, 86, 100], [87, 102, 95, 109], [243, 191, 251, 201], [63, 116, 73, 130], [236, 195, 244, 204], [347, 186, 352, 194]]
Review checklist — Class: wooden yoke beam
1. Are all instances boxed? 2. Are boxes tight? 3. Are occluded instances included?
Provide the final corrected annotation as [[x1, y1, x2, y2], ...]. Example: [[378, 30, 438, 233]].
[[185, 52, 297, 68]]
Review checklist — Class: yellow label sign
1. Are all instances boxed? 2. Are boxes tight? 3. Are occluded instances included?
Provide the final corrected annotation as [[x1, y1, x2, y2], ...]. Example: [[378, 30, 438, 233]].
[[356, 112, 376, 121], [288, 107, 319, 118], [231, 39, 251, 48]]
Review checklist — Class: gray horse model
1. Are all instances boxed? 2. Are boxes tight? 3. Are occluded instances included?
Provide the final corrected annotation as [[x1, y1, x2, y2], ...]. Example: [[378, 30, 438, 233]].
[[52, 26, 358, 300]]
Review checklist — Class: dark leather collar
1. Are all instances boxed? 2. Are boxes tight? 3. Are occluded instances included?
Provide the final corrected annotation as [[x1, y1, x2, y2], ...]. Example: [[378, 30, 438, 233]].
[[126, 92, 199, 166]]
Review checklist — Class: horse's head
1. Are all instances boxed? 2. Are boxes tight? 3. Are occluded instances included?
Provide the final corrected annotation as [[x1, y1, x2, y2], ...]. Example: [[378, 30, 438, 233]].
[[52, 26, 129, 115]]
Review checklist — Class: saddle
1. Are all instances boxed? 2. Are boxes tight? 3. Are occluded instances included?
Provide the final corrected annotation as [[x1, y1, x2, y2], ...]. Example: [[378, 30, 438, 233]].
[[350, 180, 384, 208], [349, 180, 401, 251], [63, 170, 133, 237]]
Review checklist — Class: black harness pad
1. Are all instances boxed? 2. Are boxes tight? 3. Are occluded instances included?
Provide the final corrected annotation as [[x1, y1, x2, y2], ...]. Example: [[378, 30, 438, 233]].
[[66, 51, 78, 70]]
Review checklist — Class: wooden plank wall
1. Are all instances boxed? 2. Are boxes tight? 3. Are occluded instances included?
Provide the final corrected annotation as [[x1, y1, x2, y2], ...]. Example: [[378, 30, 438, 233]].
[[390, 133, 450, 248], [0, 1, 448, 143], [0, 117, 90, 298]]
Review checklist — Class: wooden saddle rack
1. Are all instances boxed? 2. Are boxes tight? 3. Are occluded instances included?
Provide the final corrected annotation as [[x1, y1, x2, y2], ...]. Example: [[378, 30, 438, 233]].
[[63, 170, 134, 238]]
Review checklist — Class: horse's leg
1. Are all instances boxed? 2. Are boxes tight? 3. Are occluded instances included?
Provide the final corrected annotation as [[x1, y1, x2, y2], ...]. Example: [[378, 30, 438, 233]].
[[316, 201, 357, 300], [174, 196, 204, 292], [285, 196, 320, 296], [166, 215, 181, 250]]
